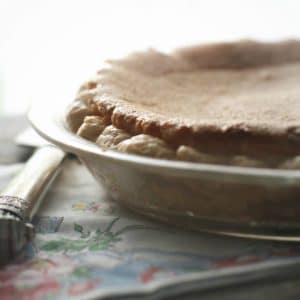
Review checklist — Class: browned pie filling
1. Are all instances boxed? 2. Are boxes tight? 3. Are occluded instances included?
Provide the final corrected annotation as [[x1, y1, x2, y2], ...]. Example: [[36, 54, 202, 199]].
[[67, 40, 300, 169]]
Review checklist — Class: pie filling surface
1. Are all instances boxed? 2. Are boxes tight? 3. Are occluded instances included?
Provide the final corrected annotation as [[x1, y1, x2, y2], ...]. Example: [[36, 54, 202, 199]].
[[67, 40, 300, 169]]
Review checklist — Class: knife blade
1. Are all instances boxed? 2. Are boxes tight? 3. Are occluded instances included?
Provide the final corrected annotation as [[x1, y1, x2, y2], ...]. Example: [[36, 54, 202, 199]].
[[0, 128, 66, 265]]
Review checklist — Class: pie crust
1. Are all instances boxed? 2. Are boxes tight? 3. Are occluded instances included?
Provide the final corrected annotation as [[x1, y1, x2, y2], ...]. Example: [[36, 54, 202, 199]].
[[67, 40, 300, 168]]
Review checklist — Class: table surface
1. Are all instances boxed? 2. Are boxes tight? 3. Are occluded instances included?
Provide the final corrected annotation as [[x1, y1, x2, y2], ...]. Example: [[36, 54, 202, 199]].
[[1, 115, 300, 300]]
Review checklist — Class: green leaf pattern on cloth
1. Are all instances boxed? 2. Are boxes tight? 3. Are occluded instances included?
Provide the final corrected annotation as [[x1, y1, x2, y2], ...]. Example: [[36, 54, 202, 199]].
[[39, 218, 158, 253]]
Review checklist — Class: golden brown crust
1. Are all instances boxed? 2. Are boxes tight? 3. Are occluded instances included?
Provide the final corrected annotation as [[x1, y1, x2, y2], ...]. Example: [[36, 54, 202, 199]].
[[117, 134, 176, 159], [174, 39, 300, 69], [68, 40, 300, 163], [77, 116, 106, 141], [96, 125, 131, 149], [176, 145, 227, 164]]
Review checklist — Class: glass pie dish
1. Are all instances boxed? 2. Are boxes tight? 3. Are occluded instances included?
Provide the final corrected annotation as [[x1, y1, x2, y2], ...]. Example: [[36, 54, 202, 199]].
[[30, 100, 300, 241]]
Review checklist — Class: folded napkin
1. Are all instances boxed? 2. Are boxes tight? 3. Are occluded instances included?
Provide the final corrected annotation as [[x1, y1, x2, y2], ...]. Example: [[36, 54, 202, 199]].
[[1, 158, 300, 300]]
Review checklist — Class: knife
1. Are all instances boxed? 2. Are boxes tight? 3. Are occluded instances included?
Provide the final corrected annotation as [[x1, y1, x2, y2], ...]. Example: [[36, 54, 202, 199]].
[[0, 128, 66, 264]]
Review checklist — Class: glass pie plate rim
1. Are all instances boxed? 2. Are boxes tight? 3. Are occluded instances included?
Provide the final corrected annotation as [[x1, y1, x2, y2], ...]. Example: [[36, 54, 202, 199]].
[[28, 100, 300, 186]]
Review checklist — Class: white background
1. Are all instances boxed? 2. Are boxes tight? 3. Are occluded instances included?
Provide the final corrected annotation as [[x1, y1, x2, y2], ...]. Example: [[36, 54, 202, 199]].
[[0, 0, 300, 114]]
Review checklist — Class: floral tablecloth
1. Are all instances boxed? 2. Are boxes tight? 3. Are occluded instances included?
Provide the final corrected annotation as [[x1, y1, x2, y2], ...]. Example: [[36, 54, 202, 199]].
[[1, 158, 300, 300]]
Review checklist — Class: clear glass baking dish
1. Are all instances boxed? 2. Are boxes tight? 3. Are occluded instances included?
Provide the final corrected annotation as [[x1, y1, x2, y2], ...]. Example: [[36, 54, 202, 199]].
[[29, 101, 300, 241]]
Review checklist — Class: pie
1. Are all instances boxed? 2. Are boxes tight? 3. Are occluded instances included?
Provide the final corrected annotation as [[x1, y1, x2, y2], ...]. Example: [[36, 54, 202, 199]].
[[67, 40, 300, 169]]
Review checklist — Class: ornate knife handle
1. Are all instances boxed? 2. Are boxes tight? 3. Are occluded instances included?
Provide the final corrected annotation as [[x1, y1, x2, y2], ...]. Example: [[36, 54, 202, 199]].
[[0, 195, 32, 221], [0, 145, 65, 262]]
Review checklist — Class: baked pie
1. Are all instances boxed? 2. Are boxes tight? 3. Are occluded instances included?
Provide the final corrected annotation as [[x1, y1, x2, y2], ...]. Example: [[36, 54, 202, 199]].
[[67, 40, 300, 169]]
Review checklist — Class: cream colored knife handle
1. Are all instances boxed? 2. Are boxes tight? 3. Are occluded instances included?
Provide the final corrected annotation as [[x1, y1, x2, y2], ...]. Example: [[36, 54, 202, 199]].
[[0, 145, 65, 220]]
